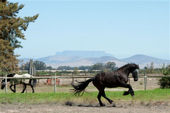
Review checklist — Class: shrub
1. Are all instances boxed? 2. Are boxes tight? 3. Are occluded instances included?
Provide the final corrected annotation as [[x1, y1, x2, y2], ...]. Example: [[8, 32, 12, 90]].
[[159, 76, 170, 88]]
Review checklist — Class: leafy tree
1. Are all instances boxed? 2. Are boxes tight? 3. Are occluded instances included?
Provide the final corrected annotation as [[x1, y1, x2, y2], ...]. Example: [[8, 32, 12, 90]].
[[0, 1, 38, 73], [78, 66, 91, 70], [73, 67, 79, 75], [163, 65, 170, 75], [149, 62, 154, 73], [33, 61, 46, 70], [105, 62, 116, 71], [20, 62, 29, 70], [46, 66, 53, 70], [0, 39, 18, 72], [159, 76, 170, 88], [21, 60, 47, 70], [91, 63, 104, 71]]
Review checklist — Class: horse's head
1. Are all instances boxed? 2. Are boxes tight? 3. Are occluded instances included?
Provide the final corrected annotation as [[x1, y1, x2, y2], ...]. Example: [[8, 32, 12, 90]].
[[132, 69, 139, 81], [1, 73, 15, 90], [130, 63, 139, 81], [118, 63, 139, 81], [1, 79, 6, 89]]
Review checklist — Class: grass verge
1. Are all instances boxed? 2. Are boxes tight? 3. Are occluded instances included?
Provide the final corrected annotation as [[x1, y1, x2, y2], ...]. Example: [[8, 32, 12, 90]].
[[0, 88, 169, 104]]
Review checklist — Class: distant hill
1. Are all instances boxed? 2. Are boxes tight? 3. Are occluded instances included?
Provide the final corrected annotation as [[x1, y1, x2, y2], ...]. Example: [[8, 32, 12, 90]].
[[121, 54, 170, 68], [121, 54, 170, 64], [38, 52, 124, 67], [55, 51, 112, 58], [20, 51, 170, 68]]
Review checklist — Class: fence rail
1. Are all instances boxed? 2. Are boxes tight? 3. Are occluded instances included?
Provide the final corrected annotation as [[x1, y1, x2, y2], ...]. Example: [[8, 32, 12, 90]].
[[0, 75, 169, 93], [0, 75, 168, 79]]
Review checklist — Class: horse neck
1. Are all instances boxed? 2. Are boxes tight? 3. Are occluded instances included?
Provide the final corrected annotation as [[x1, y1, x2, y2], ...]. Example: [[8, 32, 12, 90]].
[[118, 67, 131, 77], [6, 74, 15, 81]]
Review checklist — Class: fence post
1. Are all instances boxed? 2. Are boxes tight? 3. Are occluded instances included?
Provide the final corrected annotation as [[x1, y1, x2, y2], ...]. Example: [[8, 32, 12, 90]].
[[5, 74, 7, 93], [71, 72, 74, 84], [54, 74, 56, 93], [144, 68, 147, 91]]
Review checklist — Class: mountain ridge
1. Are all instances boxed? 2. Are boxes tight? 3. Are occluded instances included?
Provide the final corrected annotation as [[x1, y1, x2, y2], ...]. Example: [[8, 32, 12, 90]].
[[20, 51, 170, 68]]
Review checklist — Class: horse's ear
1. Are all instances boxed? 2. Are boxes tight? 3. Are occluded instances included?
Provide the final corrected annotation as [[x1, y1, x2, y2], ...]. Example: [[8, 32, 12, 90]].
[[136, 64, 139, 69], [132, 63, 139, 69]]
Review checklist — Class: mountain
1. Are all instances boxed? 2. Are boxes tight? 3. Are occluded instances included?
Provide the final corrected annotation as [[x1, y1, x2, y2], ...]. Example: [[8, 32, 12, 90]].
[[37, 51, 125, 67], [55, 51, 112, 58], [122, 54, 170, 68], [38, 51, 114, 64], [21, 51, 170, 68]]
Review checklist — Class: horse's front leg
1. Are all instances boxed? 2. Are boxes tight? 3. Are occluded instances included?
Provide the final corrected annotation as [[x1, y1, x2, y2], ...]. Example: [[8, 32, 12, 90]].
[[14, 84, 16, 92], [9, 84, 16, 93], [120, 83, 134, 96]]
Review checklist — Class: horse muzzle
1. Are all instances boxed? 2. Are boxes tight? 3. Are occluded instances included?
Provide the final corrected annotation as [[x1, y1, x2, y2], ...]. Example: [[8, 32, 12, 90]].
[[132, 69, 139, 81], [134, 78, 138, 81], [1, 82, 6, 89], [1, 84, 5, 89]]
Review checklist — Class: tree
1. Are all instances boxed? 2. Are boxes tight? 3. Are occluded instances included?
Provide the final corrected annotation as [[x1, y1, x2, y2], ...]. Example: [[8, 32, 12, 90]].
[[33, 61, 46, 70], [78, 66, 91, 70], [105, 62, 116, 71], [20, 60, 47, 70], [150, 62, 154, 73], [163, 65, 170, 75], [73, 67, 79, 75], [0, 39, 18, 72], [0, 1, 38, 73], [46, 66, 53, 70], [91, 63, 104, 71]]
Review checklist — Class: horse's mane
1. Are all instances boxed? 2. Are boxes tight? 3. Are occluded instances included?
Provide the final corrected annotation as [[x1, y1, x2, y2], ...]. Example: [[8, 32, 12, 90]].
[[117, 63, 135, 71], [7, 73, 15, 77]]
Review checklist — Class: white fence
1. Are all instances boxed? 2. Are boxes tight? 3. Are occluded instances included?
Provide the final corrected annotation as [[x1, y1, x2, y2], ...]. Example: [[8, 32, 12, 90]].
[[0, 75, 168, 93]]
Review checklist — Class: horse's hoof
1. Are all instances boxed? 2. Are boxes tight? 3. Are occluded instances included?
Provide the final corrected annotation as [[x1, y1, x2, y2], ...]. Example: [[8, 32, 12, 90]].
[[109, 100, 113, 104], [100, 103, 105, 107]]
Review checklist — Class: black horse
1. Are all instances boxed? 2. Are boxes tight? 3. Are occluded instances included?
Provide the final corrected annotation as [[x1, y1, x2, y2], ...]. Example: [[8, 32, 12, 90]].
[[1, 73, 37, 93], [72, 63, 139, 106]]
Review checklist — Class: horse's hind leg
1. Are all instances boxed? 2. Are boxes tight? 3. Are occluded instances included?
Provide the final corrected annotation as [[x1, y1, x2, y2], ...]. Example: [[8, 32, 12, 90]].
[[97, 92, 105, 106], [93, 81, 105, 106], [101, 89, 113, 104], [21, 83, 27, 93]]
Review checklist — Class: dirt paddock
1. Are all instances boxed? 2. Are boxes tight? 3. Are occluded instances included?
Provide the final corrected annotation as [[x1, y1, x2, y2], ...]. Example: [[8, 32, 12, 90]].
[[0, 101, 169, 113]]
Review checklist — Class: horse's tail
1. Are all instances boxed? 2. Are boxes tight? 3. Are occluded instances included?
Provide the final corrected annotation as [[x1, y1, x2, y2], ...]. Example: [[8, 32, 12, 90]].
[[29, 78, 37, 87], [72, 77, 94, 96]]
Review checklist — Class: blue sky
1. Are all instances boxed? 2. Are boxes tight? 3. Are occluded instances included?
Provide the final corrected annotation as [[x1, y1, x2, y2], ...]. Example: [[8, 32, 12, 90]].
[[12, 0, 169, 59]]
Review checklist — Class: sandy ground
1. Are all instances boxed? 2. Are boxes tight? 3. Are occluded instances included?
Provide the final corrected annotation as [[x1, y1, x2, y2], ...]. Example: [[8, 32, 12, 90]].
[[0, 102, 170, 113]]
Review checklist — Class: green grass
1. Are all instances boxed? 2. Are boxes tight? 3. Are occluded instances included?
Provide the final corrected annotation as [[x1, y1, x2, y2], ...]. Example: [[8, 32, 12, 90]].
[[0, 88, 169, 104]]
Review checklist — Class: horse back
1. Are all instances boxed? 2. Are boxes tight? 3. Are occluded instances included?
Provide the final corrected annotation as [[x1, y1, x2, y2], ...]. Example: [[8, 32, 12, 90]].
[[94, 71, 122, 88]]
